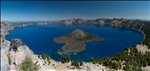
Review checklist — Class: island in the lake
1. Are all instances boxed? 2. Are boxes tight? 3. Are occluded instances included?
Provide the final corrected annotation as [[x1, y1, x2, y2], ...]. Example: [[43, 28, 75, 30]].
[[54, 29, 105, 55]]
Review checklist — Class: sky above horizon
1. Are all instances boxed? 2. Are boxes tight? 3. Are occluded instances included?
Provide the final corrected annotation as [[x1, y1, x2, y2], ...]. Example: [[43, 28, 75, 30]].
[[1, 1, 150, 21]]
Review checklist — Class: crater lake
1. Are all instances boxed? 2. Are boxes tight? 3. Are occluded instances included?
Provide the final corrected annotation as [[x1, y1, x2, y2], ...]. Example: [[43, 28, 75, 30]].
[[6, 24, 144, 61]]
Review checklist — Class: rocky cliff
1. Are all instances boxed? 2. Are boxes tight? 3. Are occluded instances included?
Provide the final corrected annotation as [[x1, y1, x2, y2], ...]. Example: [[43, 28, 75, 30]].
[[1, 38, 48, 71], [1, 21, 14, 37]]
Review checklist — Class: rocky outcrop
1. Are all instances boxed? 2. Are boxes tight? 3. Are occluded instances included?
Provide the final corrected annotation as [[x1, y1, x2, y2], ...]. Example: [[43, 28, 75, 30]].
[[10, 39, 25, 52], [1, 38, 47, 71], [136, 44, 150, 54], [1, 40, 10, 71], [1, 21, 14, 37]]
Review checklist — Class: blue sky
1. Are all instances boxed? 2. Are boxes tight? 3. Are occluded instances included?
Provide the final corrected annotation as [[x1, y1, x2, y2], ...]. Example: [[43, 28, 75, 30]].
[[1, 1, 150, 21]]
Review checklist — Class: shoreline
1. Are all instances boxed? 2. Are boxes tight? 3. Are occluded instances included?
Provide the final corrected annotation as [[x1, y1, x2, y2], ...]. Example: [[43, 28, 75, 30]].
[[140, 31, 146, 43], [125, 26, 146, 44]]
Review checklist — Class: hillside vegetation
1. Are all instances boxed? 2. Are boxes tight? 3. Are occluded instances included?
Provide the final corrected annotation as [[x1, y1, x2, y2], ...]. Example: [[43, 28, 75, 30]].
[[89, 46, 150, 70]]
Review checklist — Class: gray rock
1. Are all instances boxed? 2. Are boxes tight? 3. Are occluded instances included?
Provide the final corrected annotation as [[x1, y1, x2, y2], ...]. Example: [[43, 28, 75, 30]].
[[1, 57, 10, 71], [10, 39, 25, 52], [1, 21, 14, 37]]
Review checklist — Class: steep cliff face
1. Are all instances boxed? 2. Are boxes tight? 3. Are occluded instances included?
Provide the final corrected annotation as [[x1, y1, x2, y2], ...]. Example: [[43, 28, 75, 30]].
[[1, 40, 10, 71], [1, 21, 13, 71], [9, 39, 34, 66], [1, 21, 14, 37]]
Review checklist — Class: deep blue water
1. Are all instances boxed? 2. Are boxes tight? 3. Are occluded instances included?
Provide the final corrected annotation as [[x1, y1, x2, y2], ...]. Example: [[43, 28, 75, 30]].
[[6, 25, 144, 61]]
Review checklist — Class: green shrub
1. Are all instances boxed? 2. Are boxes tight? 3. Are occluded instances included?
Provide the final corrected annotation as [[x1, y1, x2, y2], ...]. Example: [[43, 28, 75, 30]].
[[2, 39, 5, 43], [71, 60, 80, 69], [38, 55, 40, 58], [61, 55, 70, 63], [40, 54, 51, 60], [89, 57, 94, 62], [80, 62, 83, 66], [20, 56, 39, 71]]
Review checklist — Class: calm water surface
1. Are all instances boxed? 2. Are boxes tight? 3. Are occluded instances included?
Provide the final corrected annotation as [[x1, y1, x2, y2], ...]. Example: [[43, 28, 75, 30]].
[[6, 25, 144, 61]]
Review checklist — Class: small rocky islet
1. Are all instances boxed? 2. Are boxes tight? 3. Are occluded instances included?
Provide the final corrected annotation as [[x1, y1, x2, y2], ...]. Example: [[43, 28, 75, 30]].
[[54, 29, 105, 55]]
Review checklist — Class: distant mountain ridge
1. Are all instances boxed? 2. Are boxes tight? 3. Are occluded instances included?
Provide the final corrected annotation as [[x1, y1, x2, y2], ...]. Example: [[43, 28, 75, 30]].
[[56, 18, 130, 26]]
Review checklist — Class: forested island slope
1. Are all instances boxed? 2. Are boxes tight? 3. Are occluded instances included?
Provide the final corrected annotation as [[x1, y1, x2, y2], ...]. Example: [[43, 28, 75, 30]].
[[54, 29, 104, 55]]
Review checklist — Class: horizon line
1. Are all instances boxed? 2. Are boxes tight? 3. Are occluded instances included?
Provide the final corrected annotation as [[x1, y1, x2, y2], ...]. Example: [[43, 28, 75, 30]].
[[1, 17, 150, 22]]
